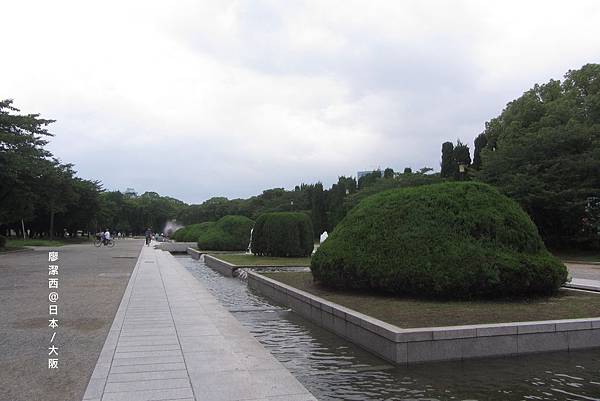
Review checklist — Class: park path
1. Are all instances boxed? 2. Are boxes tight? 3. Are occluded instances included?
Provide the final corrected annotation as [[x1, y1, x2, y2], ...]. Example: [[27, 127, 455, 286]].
[[566, 262, 600, 292], [82, 244, 316, 401]]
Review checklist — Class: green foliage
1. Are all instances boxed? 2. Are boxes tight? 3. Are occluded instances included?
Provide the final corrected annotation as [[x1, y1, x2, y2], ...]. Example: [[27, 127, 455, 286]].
[[0, 234, 6, 248], [345, 170, 441, 212], [196, 215, 254, 251], [472, 133, 487, 170], [327, 176, 357, 229], [477, 63, 600, 248], [440, 141, 455, 178], [172, 222, 212, 242], [310, 182, 327, 239], [251, 212, 313, 257], [311, 182, 567, 299], [358, 170, 382, 190], [1, 99, 54, 225], [97, 190, 186, 236]]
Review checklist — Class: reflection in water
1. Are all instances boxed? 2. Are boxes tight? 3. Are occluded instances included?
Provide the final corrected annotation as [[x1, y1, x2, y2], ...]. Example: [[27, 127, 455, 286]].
[[177, 256, 600, 401]]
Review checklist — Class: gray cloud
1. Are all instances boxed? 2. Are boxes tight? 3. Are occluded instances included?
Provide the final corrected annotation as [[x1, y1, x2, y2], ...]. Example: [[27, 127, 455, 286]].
[[2, 0, 599, 203]]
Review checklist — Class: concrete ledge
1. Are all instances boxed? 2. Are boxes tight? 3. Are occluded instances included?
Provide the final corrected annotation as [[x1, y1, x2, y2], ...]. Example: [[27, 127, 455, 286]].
[[204, 254, 238, 277], [154, 242, 197, 253], [564, 278, 600, 292], [247, 271, 600, 365], [186, 247, 203, 260]]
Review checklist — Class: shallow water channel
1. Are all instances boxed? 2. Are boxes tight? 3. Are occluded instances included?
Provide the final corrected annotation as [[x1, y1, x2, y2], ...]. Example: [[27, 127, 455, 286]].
[[177, 256, 600, 401]]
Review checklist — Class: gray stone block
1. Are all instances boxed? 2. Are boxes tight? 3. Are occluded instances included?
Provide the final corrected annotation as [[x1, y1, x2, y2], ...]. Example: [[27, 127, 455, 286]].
[[461, 335, 518, 359], [555, 320, 592, 331], [395, 342, 408, 364], [109, 362, 188, 374], [107, 369, 188, 383], [476, 324, 518, 337], [516, 322, 556, 334], [517, 331, 568, 353], [103, 378, 190, 393], [568, 329, 600, 349], [310, 304, 322, 325], [82, 378, 106, 400], [346, 321, 397, 363], [332, 315, 347, 337], [101, 387, 194, 401], [407, 339, 463, 363], [432, 327, 477, 340], [397, 329, 433, 343]]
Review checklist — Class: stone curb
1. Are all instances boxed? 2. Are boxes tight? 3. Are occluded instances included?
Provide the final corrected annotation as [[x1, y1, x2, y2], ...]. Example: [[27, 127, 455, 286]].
[[248, 271, 600, 364]]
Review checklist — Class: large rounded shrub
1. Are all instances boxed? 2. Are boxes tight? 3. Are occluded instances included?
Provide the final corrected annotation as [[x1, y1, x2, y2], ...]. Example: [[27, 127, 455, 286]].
[[197, 215, 254, 251], [172, 222, 212, 242], [251, 212, 313, 257], [311, 182, 567, 299]]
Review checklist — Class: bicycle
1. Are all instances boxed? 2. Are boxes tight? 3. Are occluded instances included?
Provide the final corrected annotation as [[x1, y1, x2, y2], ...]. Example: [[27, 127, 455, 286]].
[[93, 238, 115, 248]]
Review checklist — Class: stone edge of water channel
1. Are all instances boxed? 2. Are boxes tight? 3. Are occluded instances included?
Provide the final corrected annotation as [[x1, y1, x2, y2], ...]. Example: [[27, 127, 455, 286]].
[[246, 270, 600, 365]]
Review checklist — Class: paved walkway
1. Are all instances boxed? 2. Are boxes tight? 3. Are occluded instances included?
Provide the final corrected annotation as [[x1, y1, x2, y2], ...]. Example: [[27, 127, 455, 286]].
[[0, 239, 143, 401], [565, 278, 600, 292], [82, 245, 316, 401], [565, 262, 600, 292]]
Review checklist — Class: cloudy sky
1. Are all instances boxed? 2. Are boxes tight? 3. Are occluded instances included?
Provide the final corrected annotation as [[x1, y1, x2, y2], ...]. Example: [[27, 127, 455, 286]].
[[2, 1, 599, 203]]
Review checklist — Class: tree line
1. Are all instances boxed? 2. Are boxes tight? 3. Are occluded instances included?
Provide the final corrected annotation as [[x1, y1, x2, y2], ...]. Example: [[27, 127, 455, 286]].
[[2, 64, 598, 248], [0, 99, 186, 239]]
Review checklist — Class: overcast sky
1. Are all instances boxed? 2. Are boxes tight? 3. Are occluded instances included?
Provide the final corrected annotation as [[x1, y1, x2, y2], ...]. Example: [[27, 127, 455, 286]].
[[2, 1, 599, 203]]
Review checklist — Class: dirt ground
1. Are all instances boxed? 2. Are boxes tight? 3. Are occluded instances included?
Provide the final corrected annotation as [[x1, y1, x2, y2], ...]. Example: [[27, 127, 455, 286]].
[[0, 240, 143, 401]]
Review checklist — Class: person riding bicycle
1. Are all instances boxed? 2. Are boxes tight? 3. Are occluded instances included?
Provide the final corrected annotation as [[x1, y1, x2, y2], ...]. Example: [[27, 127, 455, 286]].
[[103, 229, 111, 246], [144, 228, 152, 246]]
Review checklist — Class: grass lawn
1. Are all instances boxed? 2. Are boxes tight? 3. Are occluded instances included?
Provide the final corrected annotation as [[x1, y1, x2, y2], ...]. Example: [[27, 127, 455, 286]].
[[0, 245, 28, 253], [6, 237, 91, 248], [263, 271, 600, 328], [211, 253, 311, 266]]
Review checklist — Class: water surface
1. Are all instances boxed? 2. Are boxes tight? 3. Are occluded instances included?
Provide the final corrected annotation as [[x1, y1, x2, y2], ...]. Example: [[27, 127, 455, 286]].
[[178, 256, 600, 401]]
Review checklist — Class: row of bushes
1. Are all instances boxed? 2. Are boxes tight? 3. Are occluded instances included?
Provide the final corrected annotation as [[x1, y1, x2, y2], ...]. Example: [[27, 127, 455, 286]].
[[172, 212, 314, 256], [173, 182, 565, 300], [172, 216, 254, 251], [172, 222, 213, 242], [251, 212, 313, 257], [197, 215, 254, 251]]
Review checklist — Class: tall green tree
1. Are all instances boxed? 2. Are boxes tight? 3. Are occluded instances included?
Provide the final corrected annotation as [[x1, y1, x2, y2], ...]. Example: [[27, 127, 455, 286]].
[[477, 63, 600, 248], [0, 99, 55, 225], [310, 182, 327, 238], [440, 141, 455, 178], [472, 133, 488, 170], [453, 140, 471, 180]]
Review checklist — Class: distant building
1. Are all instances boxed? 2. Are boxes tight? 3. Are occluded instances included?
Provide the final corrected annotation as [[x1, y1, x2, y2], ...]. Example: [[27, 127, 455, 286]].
[[124, 187, 137, 198]]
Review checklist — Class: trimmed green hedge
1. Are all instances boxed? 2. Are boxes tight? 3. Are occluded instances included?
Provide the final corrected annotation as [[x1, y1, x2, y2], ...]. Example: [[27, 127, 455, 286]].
[[251, 212, 313, 257], [0, 235, 6, 248], [197, 215, 254, 251], [311, 181, 567, 299], [172, 222, 212, 242]]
